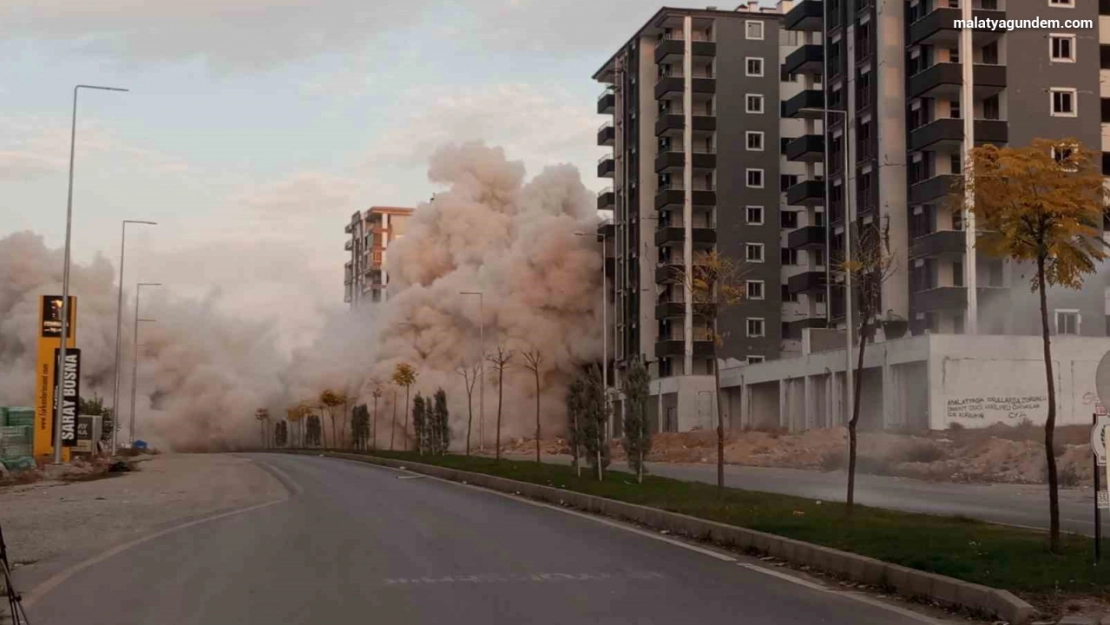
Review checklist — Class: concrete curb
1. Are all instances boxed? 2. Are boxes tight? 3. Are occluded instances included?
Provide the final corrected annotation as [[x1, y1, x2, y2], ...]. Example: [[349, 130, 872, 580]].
[[290, 451, 1035, 625]]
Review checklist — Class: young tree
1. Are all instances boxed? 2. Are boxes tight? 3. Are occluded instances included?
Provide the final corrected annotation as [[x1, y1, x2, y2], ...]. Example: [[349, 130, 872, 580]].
[[961, 139, 1107, 552], [306, 414, 322, 447], [351, 404, 369, 450], [837, 217, 898, 515], [412, 393, 428, 455], [274, 420, 288, 448], [433, 388, 450, 455], [456, 362, 479, 455], [392, 363, 418, 452], [319, 390, 343, 449], [369, 381, 384, 452], [286, 404, 307, 448], [580, 365, 610, 481], [486, 346, 514, 461], [390, 387, 399, 451], [678, 249, 745, 495], [337, 391, 351, 449], [565, 376, 585, 477], [521, 348, 544, 464], [623, 356, 652, 483], [254, 408, 270, 449]]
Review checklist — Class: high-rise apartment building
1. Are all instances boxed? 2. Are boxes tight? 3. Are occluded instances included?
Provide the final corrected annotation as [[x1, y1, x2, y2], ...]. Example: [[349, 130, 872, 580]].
[[594, 3, 811, 431], [783, 0, 1107, 337], [344, 206, 414, 309]]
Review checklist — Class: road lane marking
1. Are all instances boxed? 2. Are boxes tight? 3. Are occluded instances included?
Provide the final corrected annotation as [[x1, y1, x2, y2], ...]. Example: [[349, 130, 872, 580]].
[[382, 571, 666, 586], [22, 497, 288, 608], [250, 456, 303, 496], [736, 562, 830, 592]]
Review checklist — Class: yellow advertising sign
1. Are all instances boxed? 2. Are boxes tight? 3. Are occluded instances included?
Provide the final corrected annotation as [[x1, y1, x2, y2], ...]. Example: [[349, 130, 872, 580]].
[[34, 295, 77, 459]]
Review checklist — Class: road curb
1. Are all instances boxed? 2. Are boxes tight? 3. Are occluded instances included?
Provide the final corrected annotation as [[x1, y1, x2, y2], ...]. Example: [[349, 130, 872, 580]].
[[292, 451, 1034, 625]]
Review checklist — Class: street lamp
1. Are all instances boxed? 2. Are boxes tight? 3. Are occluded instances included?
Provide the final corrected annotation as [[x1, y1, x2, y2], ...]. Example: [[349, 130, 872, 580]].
[[54, 84, 129, 464], [112, 220, 156, 454], [129, 283, 161, 445], [459, 291, 484, 451], [574, 230, 609, 419]]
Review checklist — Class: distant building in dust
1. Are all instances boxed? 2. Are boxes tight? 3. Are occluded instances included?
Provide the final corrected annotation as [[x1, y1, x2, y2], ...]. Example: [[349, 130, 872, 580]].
[[344, 206, 414, 308]]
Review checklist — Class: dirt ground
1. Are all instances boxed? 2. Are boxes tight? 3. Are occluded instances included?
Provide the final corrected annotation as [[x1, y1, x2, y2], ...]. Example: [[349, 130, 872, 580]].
[[503, 421, 1097, 486]]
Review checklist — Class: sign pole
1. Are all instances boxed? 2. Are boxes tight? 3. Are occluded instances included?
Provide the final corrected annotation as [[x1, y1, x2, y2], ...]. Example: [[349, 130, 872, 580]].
[[1096, 411, 1102, 563]]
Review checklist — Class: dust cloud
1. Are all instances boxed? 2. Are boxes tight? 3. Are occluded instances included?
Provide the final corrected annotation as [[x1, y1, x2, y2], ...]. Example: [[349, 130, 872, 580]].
[[0, 142, 602, 451]]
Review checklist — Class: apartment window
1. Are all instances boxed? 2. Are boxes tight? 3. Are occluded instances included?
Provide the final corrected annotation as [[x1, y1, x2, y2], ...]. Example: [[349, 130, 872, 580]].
[[983, 41, 999, 65], [1056, 310, 1080, 335], [983, 95, 1000, 120], [746, 20, 765, 40], [747, 355, 766, 364], [815, 291, 826, 304], [953, 260, 964, 287], [781, 284, 799, 302], [1048, 0, 1075, 6], [950, 153, 962, 174], [1051, 34, 1076, 62], [746, 243, 765, 262], [746, 280, 765, 300], [746, 57, 765, 77], [746, 94, 765, 114], [950, 99, 961, 119], [781, 211, 798, 229], [746, 131, 765, 151], [781, 248, 798, 266], [746, 206, 765, 225], [747, 169, 765, 188], [949, 47, 959, 64], [1051, 88, 1077, 116], [747, 318, 766, 337], [781, 174, 799, 191], [814, 248, 826, 267]]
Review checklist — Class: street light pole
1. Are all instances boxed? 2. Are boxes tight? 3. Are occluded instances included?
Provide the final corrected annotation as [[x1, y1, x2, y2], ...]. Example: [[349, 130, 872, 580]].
[[129, 283, 161, 445], [574, 230, 609, 416], [54, 84, 129, 464], [112, 220, 156, 455], [460, 291, 484, 451]]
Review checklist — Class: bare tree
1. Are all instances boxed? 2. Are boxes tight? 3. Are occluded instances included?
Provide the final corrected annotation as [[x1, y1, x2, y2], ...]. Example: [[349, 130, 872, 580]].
[[369, 380, 384, 452], [836, 217, 898, 515], [677, 249, 746, 496], [486, 346, 514, 462], [456, 361, 480, 455], [521, 348, 544, 464]]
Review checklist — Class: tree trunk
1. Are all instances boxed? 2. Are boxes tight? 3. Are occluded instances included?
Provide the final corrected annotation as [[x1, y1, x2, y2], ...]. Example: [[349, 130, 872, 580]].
[[329, 413, 337, 450], [371, 397, 378, 452], [846, 317, 868, 515], [1037, 254, 1061, 553], [714, 350, 724, 497], [404, 387, 412, 452], [535, 371, 542, 464], [390, 392, 398, 451], [572, 410, 580, 477], [496, 370, 504, 462], [466, 390, 474, 456], [596, 425, 603, 482]]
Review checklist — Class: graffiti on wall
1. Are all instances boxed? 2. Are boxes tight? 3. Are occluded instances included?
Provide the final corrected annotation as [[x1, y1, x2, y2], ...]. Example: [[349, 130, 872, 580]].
[[945, 395, 1047, 423]]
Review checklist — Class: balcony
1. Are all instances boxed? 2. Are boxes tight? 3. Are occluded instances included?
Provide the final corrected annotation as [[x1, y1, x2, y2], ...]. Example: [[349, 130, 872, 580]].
[[344, 240, 353, 251], [597, 122, 614, 146], [785, 135, 825, 163], [655, 302, 685, 319], [911, 286, 967, 312], [656, 263, 683, 284], [782, 44, 823, 77], [597, 187, 615, 210], [908, 7, 1006, 47], [597, 154, 615, 178], [344, 223, 353, 234], [656, 340, 714, 358], [655, 76, 717, 100], [787, 225, 826, 250], [787, 270, 827, 294], [909, 174, 961, 205], [654, 227, 717, 247], [597, 91, 615, 114], [909, 118, 1008, 152], [654, 188, 717, 212], [784, 0, 824, 32], [783, 317, 827, 340], [786, 180, 825, 207], [654, 150, 717, 173], [655, 39, 716, 64], [655, 114, 716, 137], [782, 89, 825, 119], [910, 230, 966, 259], [908, 63, 1007, 100]]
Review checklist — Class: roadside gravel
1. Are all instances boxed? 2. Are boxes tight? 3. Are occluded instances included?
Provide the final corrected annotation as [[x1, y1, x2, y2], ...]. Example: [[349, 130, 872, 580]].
[[0, 454, 286, 568]]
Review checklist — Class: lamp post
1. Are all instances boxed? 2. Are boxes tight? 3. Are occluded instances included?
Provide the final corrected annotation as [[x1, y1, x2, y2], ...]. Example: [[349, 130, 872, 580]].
[[54, 84, 129, 464], [574, 230, 609, 418], [112, 220, 156, 454], [460, 291, 484, 450], [129, 283, 160, 445]]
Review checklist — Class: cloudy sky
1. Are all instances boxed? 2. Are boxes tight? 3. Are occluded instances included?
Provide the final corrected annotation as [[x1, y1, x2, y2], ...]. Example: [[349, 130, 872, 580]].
[[1, 0, 689, 305]]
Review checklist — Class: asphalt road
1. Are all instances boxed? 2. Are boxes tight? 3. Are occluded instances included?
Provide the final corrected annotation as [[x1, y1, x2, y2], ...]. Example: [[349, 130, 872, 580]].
[[25, 454, 947, 625], [512, 453, 1101, 536]]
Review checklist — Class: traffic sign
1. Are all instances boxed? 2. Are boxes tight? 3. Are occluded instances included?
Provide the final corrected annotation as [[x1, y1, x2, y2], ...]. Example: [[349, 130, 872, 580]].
[[1093, 416, 1110, 467], [1099, 490, 1109, 510]]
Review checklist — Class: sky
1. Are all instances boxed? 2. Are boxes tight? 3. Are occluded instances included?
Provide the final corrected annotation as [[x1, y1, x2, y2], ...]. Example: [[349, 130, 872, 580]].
[[0, 0, 694, 308]]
